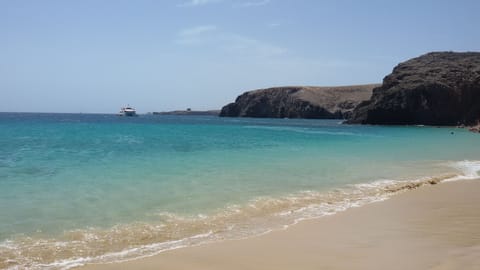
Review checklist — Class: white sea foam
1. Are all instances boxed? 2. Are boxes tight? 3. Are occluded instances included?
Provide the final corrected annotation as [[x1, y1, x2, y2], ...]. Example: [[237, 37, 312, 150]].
[[0, 240, 16, 249], [445, 160, 480, 181], [32, 231, 217, 270], [353, 179, 400, 190]]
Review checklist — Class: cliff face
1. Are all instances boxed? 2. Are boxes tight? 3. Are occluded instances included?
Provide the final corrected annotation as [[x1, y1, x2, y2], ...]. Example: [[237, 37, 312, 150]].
[[220, 85, 377, 119], [348, 52, 480, 125]]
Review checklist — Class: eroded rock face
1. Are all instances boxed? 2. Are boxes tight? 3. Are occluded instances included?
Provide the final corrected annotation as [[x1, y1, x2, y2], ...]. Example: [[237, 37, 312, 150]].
[[348, 52, 480, 125], [220, 85, 376, 119]]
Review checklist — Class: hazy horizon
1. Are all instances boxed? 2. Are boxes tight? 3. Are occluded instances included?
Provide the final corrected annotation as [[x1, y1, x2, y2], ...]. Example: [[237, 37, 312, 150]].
[[2, 0, 480, 113]]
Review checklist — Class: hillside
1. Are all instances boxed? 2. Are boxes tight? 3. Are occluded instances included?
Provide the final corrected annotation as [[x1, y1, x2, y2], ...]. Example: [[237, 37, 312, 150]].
[[220, 84, 377, 119]]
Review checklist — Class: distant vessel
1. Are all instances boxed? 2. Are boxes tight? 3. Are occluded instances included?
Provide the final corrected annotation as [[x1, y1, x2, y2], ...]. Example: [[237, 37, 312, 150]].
[[118, 106, 137, 117]]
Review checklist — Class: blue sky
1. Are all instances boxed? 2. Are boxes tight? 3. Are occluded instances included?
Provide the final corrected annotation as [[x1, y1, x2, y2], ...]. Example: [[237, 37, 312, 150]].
[[1, 0, 479, 113]]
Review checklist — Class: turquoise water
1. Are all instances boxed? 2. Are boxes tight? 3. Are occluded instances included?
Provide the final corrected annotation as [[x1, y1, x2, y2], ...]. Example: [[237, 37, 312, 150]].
[[1, 113, 479, 269]]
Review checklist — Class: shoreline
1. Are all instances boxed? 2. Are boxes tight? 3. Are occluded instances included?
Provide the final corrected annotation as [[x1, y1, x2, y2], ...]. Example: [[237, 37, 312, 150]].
[[79, 179, 480, 270], [3, 161, 478, 269]]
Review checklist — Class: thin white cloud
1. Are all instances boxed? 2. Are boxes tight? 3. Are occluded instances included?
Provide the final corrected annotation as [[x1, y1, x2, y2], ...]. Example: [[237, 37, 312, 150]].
[[178, 0, 222, 7], [235, 0, 271, 7], [179, 25, 218, 36], [267, 22, 281, 28], [176, 25, 218, 44], [175, 25, 286, 57]]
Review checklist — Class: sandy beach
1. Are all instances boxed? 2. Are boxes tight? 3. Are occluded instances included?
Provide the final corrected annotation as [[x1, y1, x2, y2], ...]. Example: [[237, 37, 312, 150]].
[[79, 180, 480, 270]]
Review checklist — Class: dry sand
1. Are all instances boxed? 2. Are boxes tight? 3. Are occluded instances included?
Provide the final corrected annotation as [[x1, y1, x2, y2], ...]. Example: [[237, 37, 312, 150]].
[[80, 180, 480, 270]]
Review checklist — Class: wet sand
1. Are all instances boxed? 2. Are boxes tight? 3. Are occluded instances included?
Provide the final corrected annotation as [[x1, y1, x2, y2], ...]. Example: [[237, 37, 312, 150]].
[[80, 180, 480, 270]]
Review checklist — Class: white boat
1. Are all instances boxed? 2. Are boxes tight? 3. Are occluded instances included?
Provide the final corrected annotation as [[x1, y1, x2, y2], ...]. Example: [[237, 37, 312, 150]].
[[118, 106, 137, 117]]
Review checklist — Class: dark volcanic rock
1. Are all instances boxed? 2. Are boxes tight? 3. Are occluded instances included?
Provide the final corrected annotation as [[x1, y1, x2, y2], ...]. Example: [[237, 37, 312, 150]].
[[348, 52, 480, 125], [220, 85, 377, 119]]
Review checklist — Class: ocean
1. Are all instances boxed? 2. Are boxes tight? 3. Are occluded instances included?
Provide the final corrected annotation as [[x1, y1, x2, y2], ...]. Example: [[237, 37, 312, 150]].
[[1, 112, 479, 269]]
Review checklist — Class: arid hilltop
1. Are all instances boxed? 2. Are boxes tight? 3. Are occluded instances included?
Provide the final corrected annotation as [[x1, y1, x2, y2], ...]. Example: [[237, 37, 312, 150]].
[[220, 84, 377, 119]]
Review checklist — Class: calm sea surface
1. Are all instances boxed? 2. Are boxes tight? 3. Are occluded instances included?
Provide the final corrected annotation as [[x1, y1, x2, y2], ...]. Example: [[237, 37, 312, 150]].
[[1, 113, 479, 269]]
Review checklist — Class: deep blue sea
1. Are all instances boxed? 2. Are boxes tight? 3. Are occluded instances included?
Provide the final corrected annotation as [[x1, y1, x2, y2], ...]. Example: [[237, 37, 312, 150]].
[[1, 113, 479, 269]]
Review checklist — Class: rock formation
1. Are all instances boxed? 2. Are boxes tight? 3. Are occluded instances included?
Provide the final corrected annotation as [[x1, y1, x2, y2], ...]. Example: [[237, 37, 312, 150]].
[[469, 123, 480, 133], [348, 52, 480, 125], [220, 85, 377, 119]]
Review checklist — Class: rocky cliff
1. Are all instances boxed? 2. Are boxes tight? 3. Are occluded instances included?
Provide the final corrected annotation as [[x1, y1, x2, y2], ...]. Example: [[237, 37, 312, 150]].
[[220, 85, 377, 119], [348, 52, 480, 125]]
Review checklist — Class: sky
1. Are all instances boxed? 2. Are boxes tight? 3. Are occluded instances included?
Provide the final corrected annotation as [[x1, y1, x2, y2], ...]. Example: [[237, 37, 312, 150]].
[[1, 0, 479, 113]]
